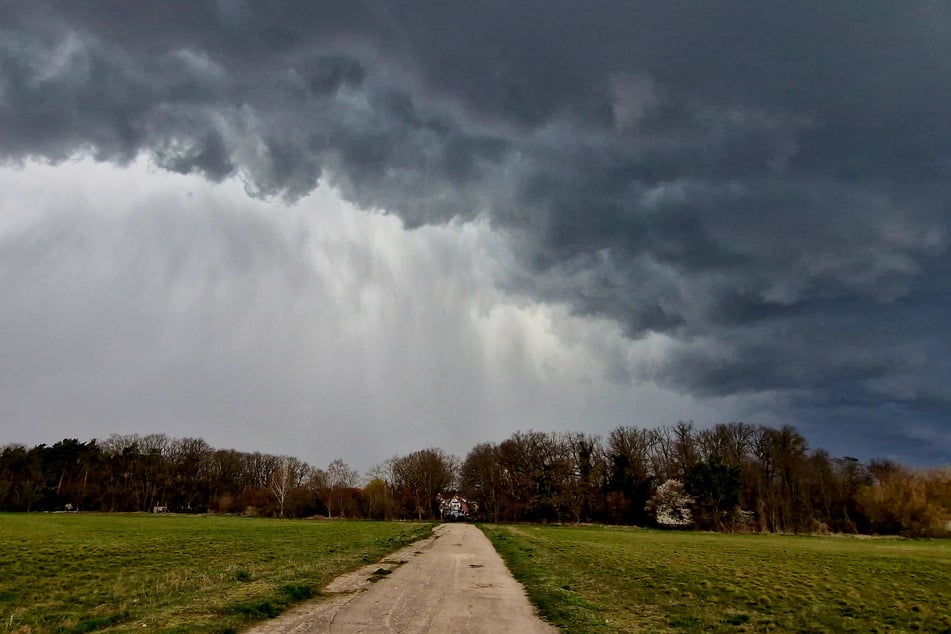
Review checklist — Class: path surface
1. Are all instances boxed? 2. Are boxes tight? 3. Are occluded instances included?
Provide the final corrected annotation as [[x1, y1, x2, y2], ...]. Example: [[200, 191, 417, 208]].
[[244, 523, 557, 633]]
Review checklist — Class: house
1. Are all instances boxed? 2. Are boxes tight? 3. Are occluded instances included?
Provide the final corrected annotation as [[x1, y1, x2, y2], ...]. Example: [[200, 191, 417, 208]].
[[436, 493, 475, 521]]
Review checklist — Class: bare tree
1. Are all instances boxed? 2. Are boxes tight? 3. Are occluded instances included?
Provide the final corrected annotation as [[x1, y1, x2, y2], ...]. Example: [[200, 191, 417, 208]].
[[698, 422, 754, 467], [362, 477, 397, 520], [673, 421, 699, 481], [461, 443, 503, 522], [494, 431, 575, 522], [389, 448, 458, 520], [326, 458, 358, 518], [605, 427, 655, 524], [564, 432, 604, 523], [752, 425, 809, 532], [246, 452, 280, 490], [166, 437, 213, 511], [269, 457, 294, 518], [649, 426, 677, 482]]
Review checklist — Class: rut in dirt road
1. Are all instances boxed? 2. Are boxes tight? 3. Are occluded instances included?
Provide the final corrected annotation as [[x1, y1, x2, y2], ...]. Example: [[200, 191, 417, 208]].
[[243, 523, 557, 634]]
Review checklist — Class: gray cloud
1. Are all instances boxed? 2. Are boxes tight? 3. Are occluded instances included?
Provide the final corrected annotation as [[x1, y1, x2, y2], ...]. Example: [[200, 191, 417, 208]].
[[0, 160, 731, 469], [2, 2, 950, 462]]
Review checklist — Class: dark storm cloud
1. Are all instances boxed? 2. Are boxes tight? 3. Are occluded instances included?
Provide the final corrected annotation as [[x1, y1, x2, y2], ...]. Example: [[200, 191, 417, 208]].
[[2, 1, 950, 460]]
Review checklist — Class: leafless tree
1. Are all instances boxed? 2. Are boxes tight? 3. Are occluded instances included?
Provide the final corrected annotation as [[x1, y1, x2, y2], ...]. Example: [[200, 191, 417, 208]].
[[389, 448, 458, 520], [326, 458, 359, 518], [269, 457, 294, 518], [461, 443, 503, 522]]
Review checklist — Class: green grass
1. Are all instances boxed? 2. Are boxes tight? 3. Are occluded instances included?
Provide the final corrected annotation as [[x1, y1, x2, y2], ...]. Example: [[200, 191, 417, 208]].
[[0, 513, 433, 633], [481, 524, 951, 633]]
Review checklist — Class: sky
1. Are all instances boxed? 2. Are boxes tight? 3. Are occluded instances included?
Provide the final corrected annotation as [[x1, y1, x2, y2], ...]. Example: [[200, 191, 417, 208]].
[[1, 1, 949, 469]]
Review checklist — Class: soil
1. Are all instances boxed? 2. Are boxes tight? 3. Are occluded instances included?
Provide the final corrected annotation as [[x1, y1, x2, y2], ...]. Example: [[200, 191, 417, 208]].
[[243, 523, 557, 633]]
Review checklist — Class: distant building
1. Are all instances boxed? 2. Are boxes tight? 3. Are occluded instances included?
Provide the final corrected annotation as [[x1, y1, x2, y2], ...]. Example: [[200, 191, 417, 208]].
[[437, 493, 475, 520]]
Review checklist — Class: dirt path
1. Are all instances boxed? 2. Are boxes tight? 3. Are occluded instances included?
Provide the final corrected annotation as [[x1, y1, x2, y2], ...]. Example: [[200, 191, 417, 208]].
[[244, 523, 557, 633]]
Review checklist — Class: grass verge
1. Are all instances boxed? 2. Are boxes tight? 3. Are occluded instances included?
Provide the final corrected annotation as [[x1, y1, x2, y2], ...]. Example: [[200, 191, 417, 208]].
[[0, 513, 432, 633], [481, 524, 951, 633]]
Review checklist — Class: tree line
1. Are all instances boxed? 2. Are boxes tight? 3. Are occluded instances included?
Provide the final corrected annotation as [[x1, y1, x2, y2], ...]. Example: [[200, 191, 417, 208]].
[[1, 423, 948, 536]]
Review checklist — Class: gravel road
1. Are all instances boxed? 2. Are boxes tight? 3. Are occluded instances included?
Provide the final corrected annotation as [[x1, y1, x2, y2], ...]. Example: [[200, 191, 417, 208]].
[[243, 523, 557, 633]]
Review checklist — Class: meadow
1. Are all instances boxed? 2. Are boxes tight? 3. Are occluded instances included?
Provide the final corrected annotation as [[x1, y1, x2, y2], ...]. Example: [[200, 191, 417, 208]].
[[0, 513, 433, 633], [482, 524, 951, 633]]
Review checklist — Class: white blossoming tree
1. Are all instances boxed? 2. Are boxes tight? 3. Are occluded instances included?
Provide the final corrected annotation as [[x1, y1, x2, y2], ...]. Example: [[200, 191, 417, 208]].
[[647, 478, 694, 528]]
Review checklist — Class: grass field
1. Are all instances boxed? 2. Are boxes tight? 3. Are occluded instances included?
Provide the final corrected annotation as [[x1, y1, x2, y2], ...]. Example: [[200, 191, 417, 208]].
[[482, 524, 951, 633], [0, 513, 432, 633]]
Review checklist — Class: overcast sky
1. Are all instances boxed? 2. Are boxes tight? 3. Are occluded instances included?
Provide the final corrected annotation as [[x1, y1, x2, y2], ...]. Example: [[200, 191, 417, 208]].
[[1, 2, 949, 469]]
